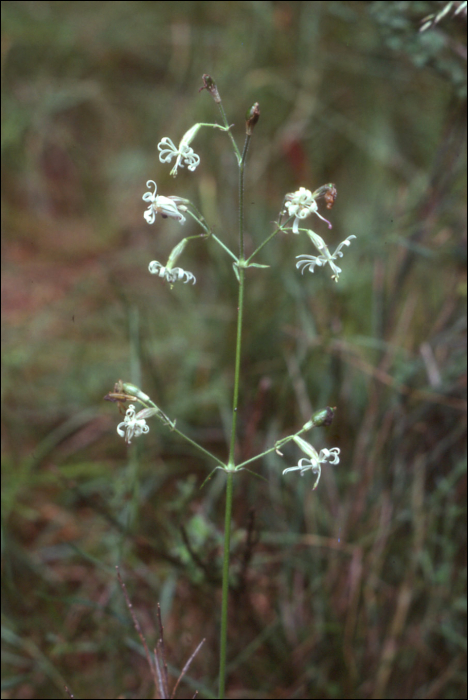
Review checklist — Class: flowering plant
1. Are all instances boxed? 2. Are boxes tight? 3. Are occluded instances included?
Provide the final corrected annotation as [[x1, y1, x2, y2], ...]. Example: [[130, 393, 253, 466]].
[[104, 74, 356, 698]]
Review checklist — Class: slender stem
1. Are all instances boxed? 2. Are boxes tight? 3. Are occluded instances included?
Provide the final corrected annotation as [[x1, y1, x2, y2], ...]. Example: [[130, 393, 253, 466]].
[[235, 428, 308, 471], [185, 206, 238, 261], [218, 471, 234, 699], [227, 136, 250, 464], [216, 103, 242, 163], [171, 426, 226, 469], [218, 133, 251, 698], [245, 216, 294, 265], [227, 266, 245, 465], [185, 207, 210, 234], [238, 136, 250, 262], [143, 398, 226, 468], [245, 226, 281, 264], [211, 234, 238, 262]]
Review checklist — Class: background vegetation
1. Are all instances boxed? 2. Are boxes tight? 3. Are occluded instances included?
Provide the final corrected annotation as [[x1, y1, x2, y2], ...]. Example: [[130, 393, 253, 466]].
[[1, 2, 466, 698]]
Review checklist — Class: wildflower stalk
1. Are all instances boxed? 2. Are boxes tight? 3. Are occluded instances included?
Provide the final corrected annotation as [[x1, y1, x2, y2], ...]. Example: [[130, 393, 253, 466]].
[[201, 73, 242, 164], [218, 470, 234, 700], [218, 131, 251, 699], [217, 102, 241, 164], [108, 74, 350, 698]]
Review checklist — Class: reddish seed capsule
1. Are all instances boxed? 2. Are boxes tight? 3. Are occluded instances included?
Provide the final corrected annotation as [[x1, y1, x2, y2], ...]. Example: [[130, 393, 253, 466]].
[[324, 185, 337, 210]]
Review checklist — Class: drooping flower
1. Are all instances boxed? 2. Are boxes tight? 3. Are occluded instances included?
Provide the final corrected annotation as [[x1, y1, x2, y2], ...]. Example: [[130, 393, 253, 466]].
[[284, 187, 332, 234], [148, 260, 196, 285], [117, 404, 150, 444], [142, 180, 187, 225], [282, 436, 340, 490], [158, 124, 202, 177], [296, 233, 356, 282]]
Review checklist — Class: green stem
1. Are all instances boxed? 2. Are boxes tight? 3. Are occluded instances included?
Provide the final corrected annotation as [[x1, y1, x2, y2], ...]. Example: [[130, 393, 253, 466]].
[[227, 266, 245, 466], [144, 398, 226, 469], [212, 234, 238, 262], [235, 428, 307, 471], [218, 133, 251, 699], [171, 425, 226, 469], [245, 226, 281, 264], [185, 206, 238, 261], [245, 216, 294, 265], [227, 135, 250, 466], [185, 206, 210, 234], [216, 103, 242, 163], [238, 136, 250, 261], [218, 471, 234, 699]]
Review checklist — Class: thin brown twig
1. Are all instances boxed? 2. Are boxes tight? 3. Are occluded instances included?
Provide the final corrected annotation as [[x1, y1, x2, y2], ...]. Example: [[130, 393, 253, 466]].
[[116, 566, 158, 691], [154, 643, 169, 699], [116, 568, 204, 699], [171, 638, 206, 700]]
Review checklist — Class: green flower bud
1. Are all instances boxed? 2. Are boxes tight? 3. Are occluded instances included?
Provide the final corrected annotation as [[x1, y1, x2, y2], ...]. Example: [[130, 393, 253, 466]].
[[302, 406, 336, 431]]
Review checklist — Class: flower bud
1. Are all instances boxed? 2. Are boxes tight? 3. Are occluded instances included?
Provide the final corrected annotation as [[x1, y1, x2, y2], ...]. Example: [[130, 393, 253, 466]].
[[246, 103, 260, 135], [199, 74, 221, 103], [302, 406, 336, 431], [311, 406, 336, 427]]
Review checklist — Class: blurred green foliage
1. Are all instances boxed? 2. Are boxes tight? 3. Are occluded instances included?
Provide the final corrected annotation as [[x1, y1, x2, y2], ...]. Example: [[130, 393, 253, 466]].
[[1, 1, 466, 698]]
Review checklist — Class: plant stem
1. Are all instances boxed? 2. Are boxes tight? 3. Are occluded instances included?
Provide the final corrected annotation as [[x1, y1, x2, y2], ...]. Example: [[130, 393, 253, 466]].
[[144, 398, 226, 469], [171, 425, 226, 469], [238, 136, 250, 261], [227, 267, 245, 465], [216, 102, 242, 164], [236, 428, 308, 470], [218, 133, 251, 698], [246, 225, 281, 264], [218, 470, 233, 699], [211, 234, 238, 261]]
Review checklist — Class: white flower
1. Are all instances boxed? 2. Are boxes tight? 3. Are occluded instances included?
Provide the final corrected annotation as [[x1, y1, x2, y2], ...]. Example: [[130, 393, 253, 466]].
[[142, 180, 187, 225], [284, 187, 332, 234], [148, 260, 196, 284], [158, 138, 200, 177], [282, 436, 340, 490], [296, 234, 356, 282], [117, 404, 150, 444], [158, 124, 201, 177]]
